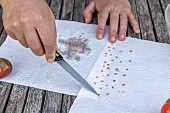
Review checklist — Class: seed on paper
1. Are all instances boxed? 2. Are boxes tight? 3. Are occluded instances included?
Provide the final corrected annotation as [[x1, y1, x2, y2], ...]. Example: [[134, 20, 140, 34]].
[[122, 83, 125, 86], [100, 87, 102, 90], [96, 76, 98, 79], [114, 73, 117, 75], [126, 68, 129, 70], [115, 56, 118, 58], [105, 53, 107, 54], [111, 59, 114, 61], [101, 70, 104, 72], [112, 86, 114, 89], [113, 80, 116, 82], [110, 54, 112, 56], [107, 74, 110, 76], [115, 68, 119, 71], [120, 61, 122, 63], [101, 80, 104, 82], [103, 65, 105, 67], [119, 51, 122, 52], [112, 47, 115, 49], [108, 46, 110, 48], [108, 50, 111, 52], [94, 82, 96, 84], [129, 60, 132, 62], [104, 61, 107, 63], [106, 93, 109, 96], [123, 74, 126, 76], [122, 91, 125, 93], [118, 90, 120, 92], [129, 50, 132, 52], [106, 84, 109, 86], [97, 94, 100, 96], [107, 67, 110, 69], [107, 64, 110, 66]]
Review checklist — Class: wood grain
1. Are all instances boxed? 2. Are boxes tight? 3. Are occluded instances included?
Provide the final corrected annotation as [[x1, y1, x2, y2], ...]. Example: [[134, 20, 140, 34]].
[[42, 91, 63, 113], [147, 0, 170, 43], [135, 0, 156, 41], [23, 88, 45, 113], [4, 85, 28, 113], [0, 82, 12, 113]]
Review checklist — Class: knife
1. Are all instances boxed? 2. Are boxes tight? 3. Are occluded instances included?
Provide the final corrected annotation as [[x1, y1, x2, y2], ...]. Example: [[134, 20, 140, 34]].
[[54, 51, 98, 94]]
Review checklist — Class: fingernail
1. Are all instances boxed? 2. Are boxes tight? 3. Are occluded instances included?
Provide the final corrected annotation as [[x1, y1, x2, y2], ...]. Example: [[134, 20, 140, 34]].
[[47, 58, 54, 63], [98, 34, 103, 39], [56, 45, 58, 50], [85, 18, 88, 22], [120, 34, 125, 40], [47, 55, 55, 63], [136, 29, 140, 33], [111, 36, 115, 42]]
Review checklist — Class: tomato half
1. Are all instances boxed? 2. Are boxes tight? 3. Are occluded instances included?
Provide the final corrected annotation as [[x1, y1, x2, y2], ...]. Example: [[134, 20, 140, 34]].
[[161, 99, 170, 113], [0, 58, 12, 78]]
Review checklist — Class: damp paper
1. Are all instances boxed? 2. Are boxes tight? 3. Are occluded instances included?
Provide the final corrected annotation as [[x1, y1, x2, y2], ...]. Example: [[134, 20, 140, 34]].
[[0, 20, 108, 95], [69, 38, 170, 113]]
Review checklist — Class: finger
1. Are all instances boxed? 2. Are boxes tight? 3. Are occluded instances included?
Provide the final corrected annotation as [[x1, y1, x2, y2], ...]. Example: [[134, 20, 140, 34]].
[[7, 32, 17, 40], [97, 6, 110, 40], [24, 27, 45, 56], [109, 9, 121, 43], [83, 1, 95, 24], [4, 27, 17, 40], [36, 20, 57, 63], [15, 33, 28, 48], [13, 24, 28, 47], [118, 12, 128, 41], [128, 12, 140, 34]]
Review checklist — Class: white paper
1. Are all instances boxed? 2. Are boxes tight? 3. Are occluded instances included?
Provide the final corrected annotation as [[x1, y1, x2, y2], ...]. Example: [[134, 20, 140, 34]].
[[69, 37, 170, 113], [0, 20, 108, 95]]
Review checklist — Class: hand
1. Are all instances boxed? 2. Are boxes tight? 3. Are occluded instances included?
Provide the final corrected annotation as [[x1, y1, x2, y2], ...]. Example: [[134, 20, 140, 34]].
[[1, 0, 57, 63], [83, 0, 140, 43]]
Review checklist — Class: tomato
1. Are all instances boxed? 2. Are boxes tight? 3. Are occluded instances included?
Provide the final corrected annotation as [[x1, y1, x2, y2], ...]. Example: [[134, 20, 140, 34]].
[[161, 99, 170, 113], [0, 58, 12, 78]]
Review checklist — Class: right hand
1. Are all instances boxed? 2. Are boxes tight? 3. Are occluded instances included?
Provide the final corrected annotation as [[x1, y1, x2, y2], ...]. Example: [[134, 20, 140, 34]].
[[1, 0, 57, 63]]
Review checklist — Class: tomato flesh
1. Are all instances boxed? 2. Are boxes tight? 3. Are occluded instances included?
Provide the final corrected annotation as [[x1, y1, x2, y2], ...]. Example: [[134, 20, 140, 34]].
[[0, 58, 12, 78], [161, 99, 170, 113]]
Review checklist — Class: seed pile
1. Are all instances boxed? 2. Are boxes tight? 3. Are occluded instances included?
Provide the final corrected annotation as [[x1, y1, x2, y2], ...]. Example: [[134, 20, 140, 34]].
[[58, 37, 91, 61]]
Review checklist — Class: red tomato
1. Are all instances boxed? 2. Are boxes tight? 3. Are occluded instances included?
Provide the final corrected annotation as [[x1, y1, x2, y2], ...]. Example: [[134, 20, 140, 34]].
[[161, 99, 170, 113], [0, 58, 12, 78]]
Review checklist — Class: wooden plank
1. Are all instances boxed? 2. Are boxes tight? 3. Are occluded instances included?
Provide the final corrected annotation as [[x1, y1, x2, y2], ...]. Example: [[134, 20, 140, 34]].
[[73, 0, 86, 22], [61, 95, 76, 113], [49, 0, 63, 19], [0, 7, 4, 32], [147, 0, 170, 43], [4, 85, 28, 113], [0, 82, 12, 113], [135, 0, 156, 41], [60, 0, 75, 20], [42, 91, 63, 113], [23, 88, 45, 113], [128, 0, 141, 39], [159, 0, 170, 13], [0, 29, 7, 46]]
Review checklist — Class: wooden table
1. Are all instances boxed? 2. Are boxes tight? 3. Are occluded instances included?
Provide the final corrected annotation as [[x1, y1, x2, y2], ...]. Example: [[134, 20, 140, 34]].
[[0, 0, 169, 113]]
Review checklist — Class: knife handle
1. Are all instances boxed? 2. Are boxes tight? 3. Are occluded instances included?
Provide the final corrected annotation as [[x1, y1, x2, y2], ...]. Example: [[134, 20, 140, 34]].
[[54, 51, 63, 61]]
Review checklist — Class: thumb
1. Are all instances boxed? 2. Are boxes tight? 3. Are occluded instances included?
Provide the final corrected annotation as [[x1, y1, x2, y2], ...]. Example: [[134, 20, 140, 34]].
[[83, 1, 96, 24]]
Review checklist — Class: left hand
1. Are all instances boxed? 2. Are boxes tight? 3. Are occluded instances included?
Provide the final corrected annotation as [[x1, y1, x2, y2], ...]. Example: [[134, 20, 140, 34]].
[[83, 0, 140, 43]]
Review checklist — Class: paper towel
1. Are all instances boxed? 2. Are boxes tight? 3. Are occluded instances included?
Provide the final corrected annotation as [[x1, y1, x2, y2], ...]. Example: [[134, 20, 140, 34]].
[[69, 37, 170, 113]]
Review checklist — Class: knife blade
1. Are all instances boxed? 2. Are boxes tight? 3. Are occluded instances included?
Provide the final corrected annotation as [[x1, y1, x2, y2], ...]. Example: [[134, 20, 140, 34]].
[[54, 51, 98, 94]]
